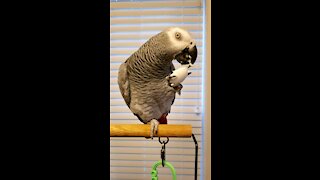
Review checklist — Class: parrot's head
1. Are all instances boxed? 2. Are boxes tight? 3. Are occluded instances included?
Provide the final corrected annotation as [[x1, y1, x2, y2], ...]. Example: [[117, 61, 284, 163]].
[[164, 27, 198, 65]]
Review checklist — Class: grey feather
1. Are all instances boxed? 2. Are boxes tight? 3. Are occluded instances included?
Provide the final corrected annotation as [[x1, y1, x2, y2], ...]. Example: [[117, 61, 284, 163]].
[[117, 61, 131, 108]]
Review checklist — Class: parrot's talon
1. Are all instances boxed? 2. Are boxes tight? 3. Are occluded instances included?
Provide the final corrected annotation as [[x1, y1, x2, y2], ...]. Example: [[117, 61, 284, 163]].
[[149, 119, 159, 139], [172, 83, 183, 95]]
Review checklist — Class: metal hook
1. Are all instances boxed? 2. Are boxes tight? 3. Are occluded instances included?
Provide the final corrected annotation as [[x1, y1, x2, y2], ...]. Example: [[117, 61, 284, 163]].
[[158, 137, 169, 167], [158, 137, 169, 145], [161, 145, 165, 167]]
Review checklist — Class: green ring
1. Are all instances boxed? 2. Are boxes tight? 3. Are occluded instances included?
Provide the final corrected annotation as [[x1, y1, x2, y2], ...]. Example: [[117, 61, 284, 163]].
[[151, 160, 177, 180]]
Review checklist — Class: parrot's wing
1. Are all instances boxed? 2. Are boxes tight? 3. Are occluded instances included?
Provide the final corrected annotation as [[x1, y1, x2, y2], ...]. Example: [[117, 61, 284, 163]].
[[118, 61, 131, 108]]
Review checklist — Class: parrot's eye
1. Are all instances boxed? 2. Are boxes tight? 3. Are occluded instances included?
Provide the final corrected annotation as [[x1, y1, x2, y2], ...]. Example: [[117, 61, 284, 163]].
[[175, 32, 181, 40]]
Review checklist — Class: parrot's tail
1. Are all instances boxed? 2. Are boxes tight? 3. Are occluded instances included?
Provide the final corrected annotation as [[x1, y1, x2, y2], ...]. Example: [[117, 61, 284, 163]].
[[158, 114, 168, 124]]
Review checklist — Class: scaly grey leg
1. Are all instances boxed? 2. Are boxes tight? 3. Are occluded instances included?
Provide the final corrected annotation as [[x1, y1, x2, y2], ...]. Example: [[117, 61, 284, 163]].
[[147, 119, 159, 139]]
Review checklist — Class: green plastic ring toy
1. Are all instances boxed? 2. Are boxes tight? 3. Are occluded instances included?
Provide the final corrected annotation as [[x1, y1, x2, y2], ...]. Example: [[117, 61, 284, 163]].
[[151, 160, 177, 180]]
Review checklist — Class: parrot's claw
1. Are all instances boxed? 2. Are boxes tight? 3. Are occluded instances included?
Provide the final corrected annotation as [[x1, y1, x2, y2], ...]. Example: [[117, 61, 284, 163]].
[[166, 76, 174, 87], [175, 84, 183, 95], [166, 75, 176, 85], [149, 119, 159, 139]]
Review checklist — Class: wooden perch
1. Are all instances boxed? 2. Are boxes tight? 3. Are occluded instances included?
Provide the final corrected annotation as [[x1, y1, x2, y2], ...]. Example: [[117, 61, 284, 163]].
[[110, 124, 192, 137]]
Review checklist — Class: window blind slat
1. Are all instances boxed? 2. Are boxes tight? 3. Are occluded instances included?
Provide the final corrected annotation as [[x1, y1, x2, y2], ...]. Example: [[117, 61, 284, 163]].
[[110, 135, 202, 142], [111, 16, 202, 25], [111, 154, 200, 162], [110, 1, 201, 9], [110, 24, 202, 32], [111, 160, 201, 169], [110, 32, 203, 40], [110, 8, 202, 17], [111, 167, 197, 174]]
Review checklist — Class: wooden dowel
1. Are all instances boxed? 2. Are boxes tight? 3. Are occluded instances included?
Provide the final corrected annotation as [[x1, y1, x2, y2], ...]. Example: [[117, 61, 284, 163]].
[[110, 124, 192, 137]]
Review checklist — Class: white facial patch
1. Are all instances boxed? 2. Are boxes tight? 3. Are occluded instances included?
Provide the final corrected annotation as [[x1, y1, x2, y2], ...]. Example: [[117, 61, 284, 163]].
[[165, 27, 196, 56]]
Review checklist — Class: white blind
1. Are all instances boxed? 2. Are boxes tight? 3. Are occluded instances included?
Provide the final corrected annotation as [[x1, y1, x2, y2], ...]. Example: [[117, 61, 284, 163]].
[[110, 1, 204, 179]]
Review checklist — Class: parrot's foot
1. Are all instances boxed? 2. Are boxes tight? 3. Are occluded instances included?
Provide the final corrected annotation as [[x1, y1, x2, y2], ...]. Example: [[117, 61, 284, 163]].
[[166, 76, 181, 88], [174, 84, 183, 95], [148, 119, 159, 139], [165, 75, 172, 84]]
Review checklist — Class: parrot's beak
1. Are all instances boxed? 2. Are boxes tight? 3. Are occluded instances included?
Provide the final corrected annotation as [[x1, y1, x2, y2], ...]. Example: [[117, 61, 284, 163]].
[[189, 45, 197, 64], [175, 45, 198, 65]]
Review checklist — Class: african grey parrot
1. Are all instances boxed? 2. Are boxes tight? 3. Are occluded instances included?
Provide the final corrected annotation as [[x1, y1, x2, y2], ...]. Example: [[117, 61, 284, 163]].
[[117, 27, 197, 139]]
